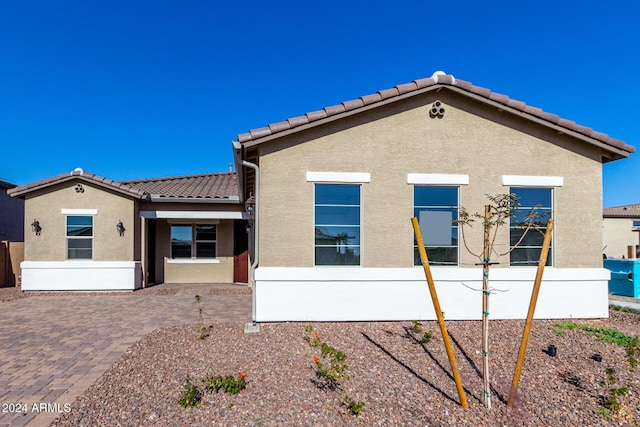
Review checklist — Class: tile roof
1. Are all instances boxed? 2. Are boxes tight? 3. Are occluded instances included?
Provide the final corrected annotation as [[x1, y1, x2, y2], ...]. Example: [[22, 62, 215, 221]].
[[8, 168, 147, 199], [236, 71, 635, 159], [123, 172, 238, 200], [9, 169, 239, 202], [603, 204, 640, 218]]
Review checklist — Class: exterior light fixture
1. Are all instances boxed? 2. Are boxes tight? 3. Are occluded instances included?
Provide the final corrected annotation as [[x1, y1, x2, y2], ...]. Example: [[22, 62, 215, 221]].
[[31, 219, 42, 236], [245, 194, 256, 217], [116, 220, 126, 237]]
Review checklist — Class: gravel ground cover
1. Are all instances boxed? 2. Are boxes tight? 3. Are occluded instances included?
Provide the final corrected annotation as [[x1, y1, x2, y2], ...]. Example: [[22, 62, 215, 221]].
[[51, 310, 640, 426]]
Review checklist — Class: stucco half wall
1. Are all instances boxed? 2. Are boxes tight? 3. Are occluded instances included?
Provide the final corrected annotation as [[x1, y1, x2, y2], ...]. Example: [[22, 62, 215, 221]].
[[20, 261, 142, 291], [254, 267, 610, 321]]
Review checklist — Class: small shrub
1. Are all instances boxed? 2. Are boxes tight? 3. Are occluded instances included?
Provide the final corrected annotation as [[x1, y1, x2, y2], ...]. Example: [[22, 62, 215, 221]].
[[194, 295, 209, 340], [411, 320, 424, 333], [304, 324, 321, 348], [600, 367, 629, 415], [178, 377, 202, 408], [203, 372, 247, 395], [421, 331, 433, 344], [314, 343, 348, 389], [343, 395, 365, 416]]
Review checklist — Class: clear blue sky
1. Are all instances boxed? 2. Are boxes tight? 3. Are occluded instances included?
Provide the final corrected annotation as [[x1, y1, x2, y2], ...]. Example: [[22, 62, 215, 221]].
[[1, 1, 638, 207]]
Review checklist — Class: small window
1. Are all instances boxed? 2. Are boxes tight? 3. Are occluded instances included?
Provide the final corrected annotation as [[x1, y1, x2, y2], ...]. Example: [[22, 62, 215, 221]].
[[633, 220, 640, 227], [509, 188, 552, 266], [67, 216, 93, 259], [414, 186, 458, 266], [314, 184, 361, 265], [171, 224, 217, 259]]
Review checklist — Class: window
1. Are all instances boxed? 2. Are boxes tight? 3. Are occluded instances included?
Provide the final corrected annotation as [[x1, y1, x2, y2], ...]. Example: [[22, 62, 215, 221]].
[[171, 224, 217, 259], [509, 188, 552, 266], [67, 216, 93, 259], [314, 184, 360, 265], [414, 187, 458, 265]]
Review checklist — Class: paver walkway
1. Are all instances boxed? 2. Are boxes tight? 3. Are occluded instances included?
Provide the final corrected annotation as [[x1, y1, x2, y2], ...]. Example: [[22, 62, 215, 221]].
[[0, 284, 251, 427]]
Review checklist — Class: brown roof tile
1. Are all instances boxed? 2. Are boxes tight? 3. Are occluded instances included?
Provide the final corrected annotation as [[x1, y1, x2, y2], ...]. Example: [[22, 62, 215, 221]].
[[236, 72, 635, 159], [604, 204, 640, 218], [123, 172, 238, 200]]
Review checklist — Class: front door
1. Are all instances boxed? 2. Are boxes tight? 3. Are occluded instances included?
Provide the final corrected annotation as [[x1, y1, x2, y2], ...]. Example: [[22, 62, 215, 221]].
[[234, 250, 248, 283]]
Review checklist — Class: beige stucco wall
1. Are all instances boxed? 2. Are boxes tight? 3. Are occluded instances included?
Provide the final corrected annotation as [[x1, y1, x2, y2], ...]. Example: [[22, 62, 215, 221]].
[[256, 90, 604, 269], [23, 180, 136, 261], [157, 218, 235, 283], [603, 217, 640, 258]]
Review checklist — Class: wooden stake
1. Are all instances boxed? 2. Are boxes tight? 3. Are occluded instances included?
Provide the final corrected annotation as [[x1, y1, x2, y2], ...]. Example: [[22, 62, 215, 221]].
[[482, 205, 491, 410], [507, 219, 554, 407], [411, 217, 468, 409]]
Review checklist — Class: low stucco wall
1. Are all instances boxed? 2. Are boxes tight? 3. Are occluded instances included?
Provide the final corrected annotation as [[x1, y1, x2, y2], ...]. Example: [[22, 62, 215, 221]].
[[20, 261, 142, 291], [163, 257, 234, 283], [254, 267, 610, 321]]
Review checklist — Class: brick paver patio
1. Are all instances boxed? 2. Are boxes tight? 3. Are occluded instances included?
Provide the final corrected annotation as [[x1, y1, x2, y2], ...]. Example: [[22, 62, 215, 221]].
[[0, 284, 251, 427]]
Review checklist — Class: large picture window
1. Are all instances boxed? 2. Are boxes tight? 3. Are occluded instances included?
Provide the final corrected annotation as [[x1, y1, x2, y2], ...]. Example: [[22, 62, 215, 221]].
[[314, 184, 360, 265], [67, 216, 93, 259], [414, 186, 458, 266], [171, 224, 217, 259], [510, 188, 552, 266]]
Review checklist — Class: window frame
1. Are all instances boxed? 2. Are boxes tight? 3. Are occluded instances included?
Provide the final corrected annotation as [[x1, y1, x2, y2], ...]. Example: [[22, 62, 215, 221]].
[[313, 183, 362, 266], [508, 187, 553, 267], [413, 185, 460, 266], [66, 215, 94, 260], [170, 223, 217, 259]]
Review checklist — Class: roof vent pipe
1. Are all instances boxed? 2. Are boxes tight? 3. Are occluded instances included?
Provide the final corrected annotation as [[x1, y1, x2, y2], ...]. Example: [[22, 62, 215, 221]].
[[431, 70, 456, 85]]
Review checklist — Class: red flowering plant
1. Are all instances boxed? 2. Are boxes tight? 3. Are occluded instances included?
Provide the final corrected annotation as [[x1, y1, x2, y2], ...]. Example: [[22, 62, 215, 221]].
[[202, 372, 247, 395]]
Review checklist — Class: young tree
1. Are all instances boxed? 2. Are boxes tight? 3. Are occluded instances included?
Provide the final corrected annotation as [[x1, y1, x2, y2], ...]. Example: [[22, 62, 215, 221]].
[[456, 193, 544, 409]]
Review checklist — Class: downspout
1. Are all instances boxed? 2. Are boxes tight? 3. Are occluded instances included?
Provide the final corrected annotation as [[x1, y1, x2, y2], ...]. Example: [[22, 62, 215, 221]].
[[233, 140, 259, 325]]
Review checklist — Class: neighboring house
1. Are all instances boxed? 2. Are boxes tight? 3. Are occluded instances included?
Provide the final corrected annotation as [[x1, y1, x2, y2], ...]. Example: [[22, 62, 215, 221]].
[[8, 169, 249, 291], [0, 179, 24, 242], [603, 204, 640, 259], [233, 71, 635, 322]]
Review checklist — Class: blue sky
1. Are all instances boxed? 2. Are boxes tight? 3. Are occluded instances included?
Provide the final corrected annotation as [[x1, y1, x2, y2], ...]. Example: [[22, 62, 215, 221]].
[[1, 1, 638, 207]]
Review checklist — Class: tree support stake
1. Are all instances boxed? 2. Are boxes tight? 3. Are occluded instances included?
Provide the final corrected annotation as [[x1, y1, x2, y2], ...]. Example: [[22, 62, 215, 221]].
[[411, 217, 468, 409]]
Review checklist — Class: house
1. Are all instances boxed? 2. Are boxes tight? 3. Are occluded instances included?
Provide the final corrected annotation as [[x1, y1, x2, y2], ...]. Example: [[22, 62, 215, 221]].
[[603, 204, 640, 259], [233, 71, 635, 322], [0, 179, 24, 242], [8, 169, 249, 291]]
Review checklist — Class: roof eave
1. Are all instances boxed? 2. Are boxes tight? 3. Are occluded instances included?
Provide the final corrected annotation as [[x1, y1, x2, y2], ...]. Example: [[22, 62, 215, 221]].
[[239, 83, 633, 162], [240, 84, 443, 148], [8, 175, 147, 199]]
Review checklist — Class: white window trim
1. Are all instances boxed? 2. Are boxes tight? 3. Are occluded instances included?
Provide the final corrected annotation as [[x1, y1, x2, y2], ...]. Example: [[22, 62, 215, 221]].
[[66, 215, 94, 260], [313, 183, 363, 267], [412, 185, 461, 267], [502, 175, 563, 187], [61, 208, 98, 215], [407, 174, 469, 185], [306, 172, 370, 183], [508, 187, 555, 267]]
